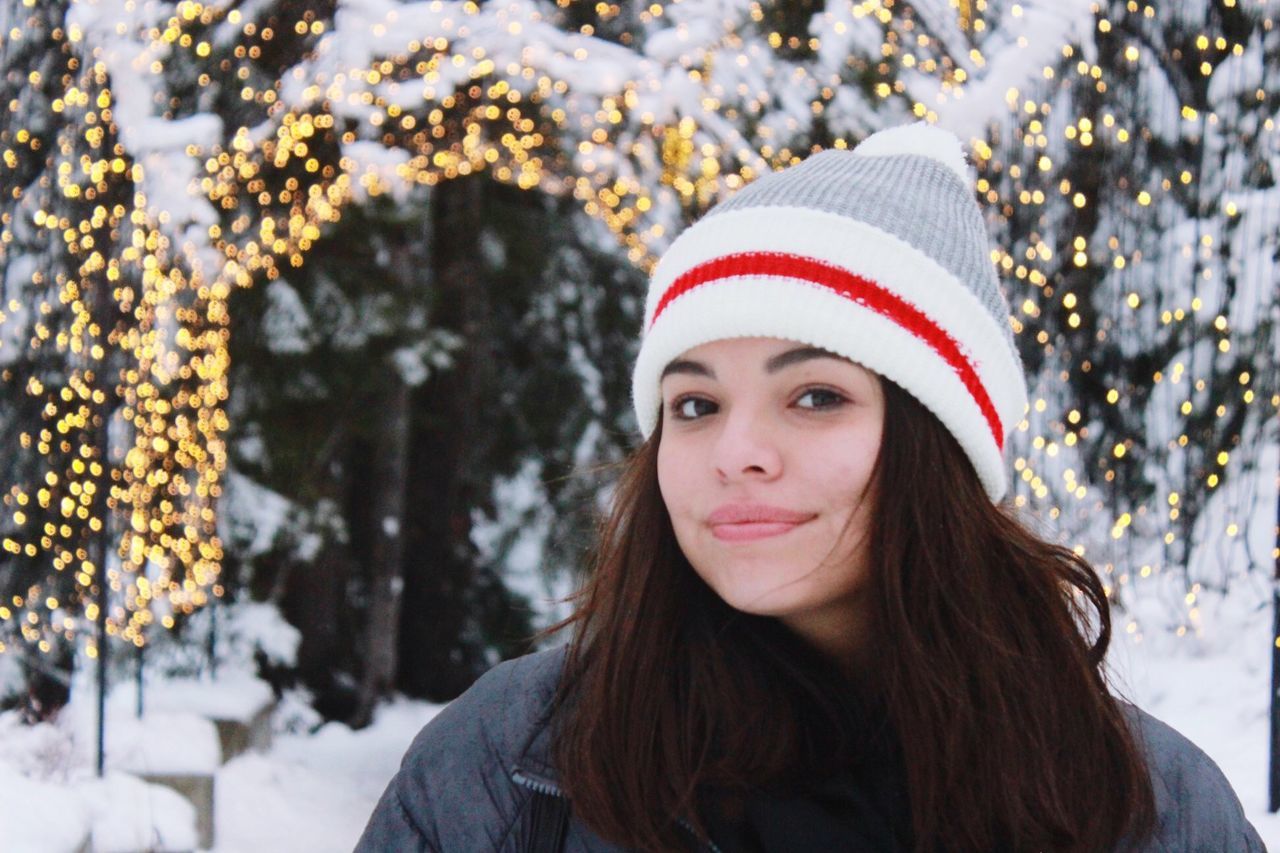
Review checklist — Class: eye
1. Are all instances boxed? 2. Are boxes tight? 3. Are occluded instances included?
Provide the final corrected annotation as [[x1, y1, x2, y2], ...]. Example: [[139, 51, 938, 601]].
[[669, 395, 717, 421], [794, 387, 848, 411]]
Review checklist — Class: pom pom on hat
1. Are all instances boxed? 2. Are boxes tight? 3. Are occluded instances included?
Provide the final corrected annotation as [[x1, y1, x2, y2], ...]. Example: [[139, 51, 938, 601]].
[[851, 121, 972, 184], [630, 122, 1027, 501]]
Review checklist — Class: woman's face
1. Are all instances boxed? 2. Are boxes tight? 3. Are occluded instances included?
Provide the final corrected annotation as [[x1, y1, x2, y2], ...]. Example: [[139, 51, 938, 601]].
[[656, 336, 885, 652]]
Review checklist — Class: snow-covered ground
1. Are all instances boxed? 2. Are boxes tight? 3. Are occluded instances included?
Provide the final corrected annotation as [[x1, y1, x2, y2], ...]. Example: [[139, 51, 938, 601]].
[[209, 583, 1280, 852], [212, 697, 443, 852], [1110, 575, 1280, 848], [1, 580, 1278, 852]]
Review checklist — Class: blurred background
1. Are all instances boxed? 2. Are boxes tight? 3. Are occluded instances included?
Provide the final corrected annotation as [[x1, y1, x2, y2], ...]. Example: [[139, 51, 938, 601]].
[[0, 0, 1277, 850]]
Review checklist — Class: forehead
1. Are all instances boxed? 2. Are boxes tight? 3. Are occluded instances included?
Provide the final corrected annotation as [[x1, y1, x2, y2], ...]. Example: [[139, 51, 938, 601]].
[[660, 337, 873, 382]]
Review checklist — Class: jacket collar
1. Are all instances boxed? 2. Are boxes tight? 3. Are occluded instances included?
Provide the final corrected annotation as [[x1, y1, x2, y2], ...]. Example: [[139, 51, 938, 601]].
[[509, 645, 568, 796], [506, 647, 723, 852], [511, 708, 563, 795]]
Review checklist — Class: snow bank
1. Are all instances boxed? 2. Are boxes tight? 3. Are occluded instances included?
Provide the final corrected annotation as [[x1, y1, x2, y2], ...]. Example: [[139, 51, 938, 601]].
[[1110, 576, 1280, 846], [78, 771, 199, 853], [104, 710, 222, 776], [0, 760, 91, 853], [121, 673, 275, 726], [0, 709, 199, 853], [214, 696, 444, 851]]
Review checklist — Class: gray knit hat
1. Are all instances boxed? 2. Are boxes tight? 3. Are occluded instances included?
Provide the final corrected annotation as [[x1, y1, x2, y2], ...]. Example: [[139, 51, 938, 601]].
[[630, 122, 1028, 501]]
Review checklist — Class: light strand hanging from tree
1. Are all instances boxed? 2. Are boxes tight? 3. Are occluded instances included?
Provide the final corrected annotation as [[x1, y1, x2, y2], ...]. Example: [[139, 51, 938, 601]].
[[1, 0, 1275, 659]]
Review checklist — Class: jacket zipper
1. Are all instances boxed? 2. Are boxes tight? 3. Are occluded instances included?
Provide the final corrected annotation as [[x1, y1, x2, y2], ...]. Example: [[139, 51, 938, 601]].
[[510, 769, 724, 853], [512, 768, 564, 798], [677, 816, 725, 853]]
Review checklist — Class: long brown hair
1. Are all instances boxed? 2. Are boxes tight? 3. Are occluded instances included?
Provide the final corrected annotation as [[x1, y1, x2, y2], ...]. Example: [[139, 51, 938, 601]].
[[548, 378, 1156, 851]]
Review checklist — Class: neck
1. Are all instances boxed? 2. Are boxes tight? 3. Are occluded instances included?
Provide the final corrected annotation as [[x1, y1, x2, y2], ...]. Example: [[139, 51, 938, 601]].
[[780, 593, 873, 681]]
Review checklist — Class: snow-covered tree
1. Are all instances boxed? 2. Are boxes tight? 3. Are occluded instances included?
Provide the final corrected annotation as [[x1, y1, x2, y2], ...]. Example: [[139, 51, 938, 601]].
[[0, 0, 141, 713], [3, 0, 1275, 718], [975, 0, 1279, 625], [175, 0, 977, 713]]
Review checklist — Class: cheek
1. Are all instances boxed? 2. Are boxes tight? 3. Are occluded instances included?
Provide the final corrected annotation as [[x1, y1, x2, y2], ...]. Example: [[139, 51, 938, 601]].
[[802, 443, 879, 506], [656, 441, 689, 515], [657, 441, 706, 559]]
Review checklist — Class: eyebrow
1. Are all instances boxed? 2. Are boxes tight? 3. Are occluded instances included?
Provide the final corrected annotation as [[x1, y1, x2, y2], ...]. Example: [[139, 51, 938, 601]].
[[659, 346, 850, 381]]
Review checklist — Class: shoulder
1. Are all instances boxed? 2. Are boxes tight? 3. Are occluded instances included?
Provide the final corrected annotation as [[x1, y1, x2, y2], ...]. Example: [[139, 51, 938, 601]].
[[356, 646, 568, 851], [402, 643, 566, 767], [1118, 701, 1266, 852], [412, 644, 567, 758]]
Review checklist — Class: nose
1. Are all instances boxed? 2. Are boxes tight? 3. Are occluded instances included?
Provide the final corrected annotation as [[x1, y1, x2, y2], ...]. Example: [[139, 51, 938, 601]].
[[711, 405, 782, 482]]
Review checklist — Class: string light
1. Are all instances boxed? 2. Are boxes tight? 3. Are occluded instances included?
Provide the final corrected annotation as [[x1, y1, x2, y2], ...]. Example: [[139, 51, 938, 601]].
[[977, 0, 1278, 642], [0, 0, 1274, 657]]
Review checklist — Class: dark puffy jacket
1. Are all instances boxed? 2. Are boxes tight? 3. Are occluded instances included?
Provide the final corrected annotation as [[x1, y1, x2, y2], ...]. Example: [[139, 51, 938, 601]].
[[354, 645, 1267, 852]]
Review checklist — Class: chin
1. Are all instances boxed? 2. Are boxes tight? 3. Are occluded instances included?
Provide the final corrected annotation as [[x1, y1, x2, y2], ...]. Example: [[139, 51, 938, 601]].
[[711, 581, 808, 618]]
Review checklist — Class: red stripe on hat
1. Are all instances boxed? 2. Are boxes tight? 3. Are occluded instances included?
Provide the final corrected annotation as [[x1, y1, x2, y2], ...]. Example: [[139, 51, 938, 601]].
[[650, 251, 1004, 452]]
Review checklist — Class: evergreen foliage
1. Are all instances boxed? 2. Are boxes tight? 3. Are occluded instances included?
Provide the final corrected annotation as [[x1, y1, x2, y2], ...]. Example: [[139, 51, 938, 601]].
[[981, 0, 1279, 598], [0, 0, 1275, 720]]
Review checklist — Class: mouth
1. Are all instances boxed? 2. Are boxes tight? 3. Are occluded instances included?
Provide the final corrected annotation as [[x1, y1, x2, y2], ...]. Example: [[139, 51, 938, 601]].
[[710, 519, 811, 542]]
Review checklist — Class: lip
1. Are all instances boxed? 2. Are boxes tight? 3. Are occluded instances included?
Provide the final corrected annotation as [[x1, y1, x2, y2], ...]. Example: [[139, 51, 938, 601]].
[[708, 503, 815, 524], [707, 503, 815, 542]]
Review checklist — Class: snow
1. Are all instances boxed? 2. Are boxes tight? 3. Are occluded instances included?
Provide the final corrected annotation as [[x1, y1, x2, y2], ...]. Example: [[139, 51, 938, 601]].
[[0, 761, 92, 853], [212, 697, 444, 852], [46, 675, 222, 776], [136, 673, 274, 725], [853, 122, 972, 182], [1208, 35, 1266, 105], [343, 141, 415, 204], [79, 772, 199, 853], [1136, 54, 1186, 144], [0, 707, 200, 852], [932, 0, 1097, 139], [219, 471, 295, 561], [0, 259, 34, 368], [391, 345, 430, 387], [1, 592, 1279, 851], [223, 601, 303, 670], [66, 0, 224, 279], [0, 759, 198, 853], [644, 17, 724, 64], [567, 339, 605, 417], [1110, 581, 1280, 845], [0, 654, 22, 700], [469, 457, 570, 625], [105, 710, 222, 775], [263, 280, 315, 355]]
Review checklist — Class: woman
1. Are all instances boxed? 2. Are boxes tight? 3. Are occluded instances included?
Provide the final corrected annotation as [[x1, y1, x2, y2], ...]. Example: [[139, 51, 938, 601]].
[[356, 124, 1265, 852]]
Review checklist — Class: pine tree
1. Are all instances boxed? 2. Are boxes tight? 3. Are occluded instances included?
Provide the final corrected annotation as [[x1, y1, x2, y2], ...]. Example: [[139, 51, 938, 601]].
[[207, 0, 959, 713], [23, 0, 1263, 720], [0, 0, 137, 714], [979, 0, 1279, 610]]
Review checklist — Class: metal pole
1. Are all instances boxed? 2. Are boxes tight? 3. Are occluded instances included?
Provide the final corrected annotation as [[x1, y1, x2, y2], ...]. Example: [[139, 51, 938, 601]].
[[95, 557, 107, 777], [91, 407, 112, 775], [92, 400, 111, 776], [1270, 454, 1280, 812], [208, 599, 218, 680], [1269, 293, 1280, 811], [135, 639, 143, 718]]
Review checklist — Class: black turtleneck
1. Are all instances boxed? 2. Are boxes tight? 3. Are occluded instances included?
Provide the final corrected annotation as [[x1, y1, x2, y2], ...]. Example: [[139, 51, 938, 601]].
[[696, 666, 913, 852]]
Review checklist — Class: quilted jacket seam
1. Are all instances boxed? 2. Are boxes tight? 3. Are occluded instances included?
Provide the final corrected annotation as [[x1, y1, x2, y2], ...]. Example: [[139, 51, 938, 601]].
[[393, 785, 439, 851], [495, 784, 537, 852]]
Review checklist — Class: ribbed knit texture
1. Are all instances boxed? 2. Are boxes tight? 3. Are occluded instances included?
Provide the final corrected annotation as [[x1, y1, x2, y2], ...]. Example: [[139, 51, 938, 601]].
[[629, 123, 1030, 501], [708, 150, 1019, 369]]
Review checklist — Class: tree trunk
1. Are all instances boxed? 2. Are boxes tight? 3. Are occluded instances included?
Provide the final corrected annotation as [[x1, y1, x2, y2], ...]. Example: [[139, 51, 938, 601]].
[[398, 175, 496, 700], [350, 375, 411, 727]]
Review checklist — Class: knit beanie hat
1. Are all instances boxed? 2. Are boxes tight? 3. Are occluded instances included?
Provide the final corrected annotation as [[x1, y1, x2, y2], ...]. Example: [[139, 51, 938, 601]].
[[630, 122, 1028, 501]]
